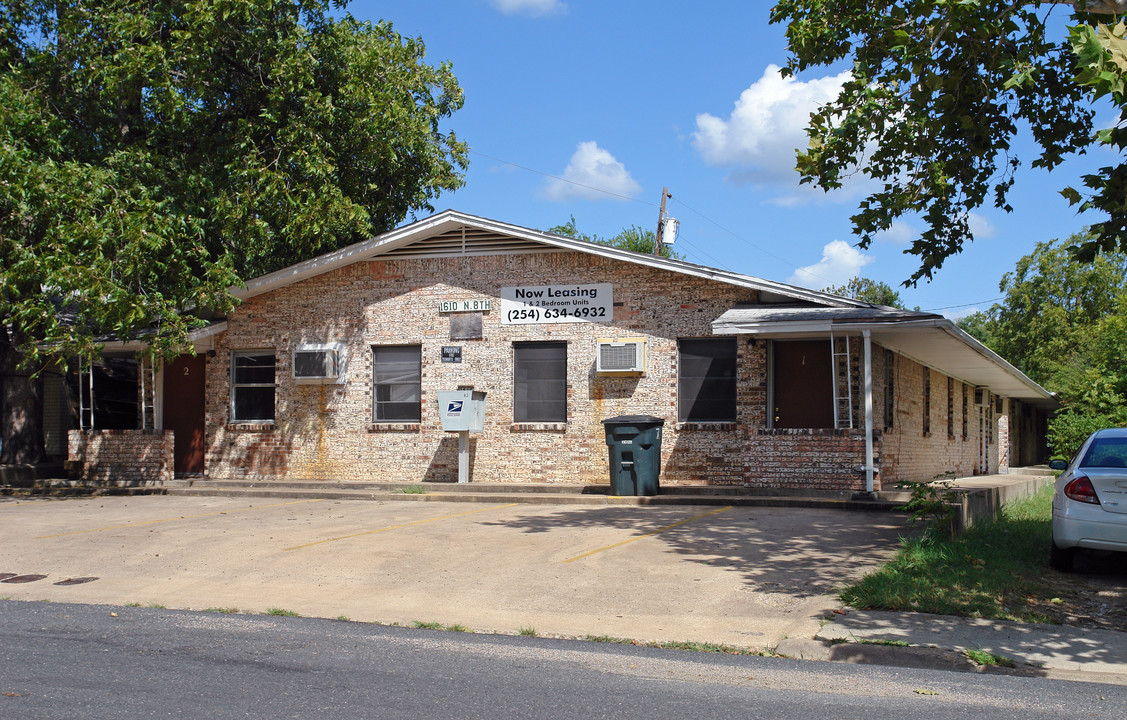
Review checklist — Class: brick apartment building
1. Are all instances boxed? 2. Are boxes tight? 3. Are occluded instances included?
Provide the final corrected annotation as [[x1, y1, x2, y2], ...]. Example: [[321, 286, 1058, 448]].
[[66, 211, 1055, 492]]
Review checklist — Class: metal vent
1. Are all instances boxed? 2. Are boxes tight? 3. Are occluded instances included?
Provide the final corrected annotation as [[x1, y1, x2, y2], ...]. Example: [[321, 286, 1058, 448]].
[[596, 339, 646, 373], [381, 226, 565, 258]]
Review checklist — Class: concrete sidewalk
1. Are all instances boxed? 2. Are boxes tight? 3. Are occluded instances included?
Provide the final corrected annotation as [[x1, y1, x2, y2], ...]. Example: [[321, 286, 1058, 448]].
[[807, 609, 1127, 682]]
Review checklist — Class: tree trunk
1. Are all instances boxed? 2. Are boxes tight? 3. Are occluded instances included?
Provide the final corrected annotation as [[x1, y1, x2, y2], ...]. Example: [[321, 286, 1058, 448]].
[[0, 326, 46, 466]]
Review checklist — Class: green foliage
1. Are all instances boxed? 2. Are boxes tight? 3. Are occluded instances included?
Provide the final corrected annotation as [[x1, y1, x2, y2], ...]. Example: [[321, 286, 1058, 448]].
[[822, 277, 905, 308], [547, 215, 684, 260], [840, 486, 1056, 622], [769, 2, 1114, 283], [1047, 409, 1127, 460], [964, 648, 1016, 668], [896, 471, 958, 537], [961, 236, 1127, 456], [0, 0, 467, 364]]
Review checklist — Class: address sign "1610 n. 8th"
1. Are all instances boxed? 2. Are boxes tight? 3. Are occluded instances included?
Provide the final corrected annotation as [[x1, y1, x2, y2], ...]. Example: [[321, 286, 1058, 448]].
[[500, 283, 613, 325]]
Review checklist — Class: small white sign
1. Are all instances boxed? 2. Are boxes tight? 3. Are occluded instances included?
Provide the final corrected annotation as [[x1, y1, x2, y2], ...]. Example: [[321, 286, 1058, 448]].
[[438, 299, 492, 313], [500, 283, 613, 325]]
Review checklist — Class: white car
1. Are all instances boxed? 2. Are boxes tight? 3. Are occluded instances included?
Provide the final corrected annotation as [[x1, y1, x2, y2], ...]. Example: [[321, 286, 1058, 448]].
[[1050, 427, 1127, 571]]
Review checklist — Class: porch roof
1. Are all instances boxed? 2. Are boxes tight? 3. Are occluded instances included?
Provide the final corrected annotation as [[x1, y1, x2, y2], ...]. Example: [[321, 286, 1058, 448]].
[[712, 305, 1057, 408]]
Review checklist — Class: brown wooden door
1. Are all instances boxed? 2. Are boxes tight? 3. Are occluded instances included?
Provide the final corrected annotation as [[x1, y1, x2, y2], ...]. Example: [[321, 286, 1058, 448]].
[[773, 340, 834, 429], [164, 354, 206, 475]]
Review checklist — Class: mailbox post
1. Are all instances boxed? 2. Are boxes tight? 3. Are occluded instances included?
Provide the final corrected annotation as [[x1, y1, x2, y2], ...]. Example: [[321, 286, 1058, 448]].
[[437, 390, 487, 484]]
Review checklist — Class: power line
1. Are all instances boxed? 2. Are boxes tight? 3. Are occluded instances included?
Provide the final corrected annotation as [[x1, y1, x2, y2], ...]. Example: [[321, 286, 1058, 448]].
[[922, 298, 1003, 313]]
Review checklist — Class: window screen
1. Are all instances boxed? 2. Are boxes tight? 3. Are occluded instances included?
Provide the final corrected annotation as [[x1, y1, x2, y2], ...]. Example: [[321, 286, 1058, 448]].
[[678, 338, 736, 422], [372, 345, 421, 422], [514, 342, 567, 423], [231, 351, 275, 422]]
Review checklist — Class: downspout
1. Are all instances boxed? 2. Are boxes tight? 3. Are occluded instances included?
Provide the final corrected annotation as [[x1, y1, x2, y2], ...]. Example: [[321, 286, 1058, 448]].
[[863, 330, 874, 494]]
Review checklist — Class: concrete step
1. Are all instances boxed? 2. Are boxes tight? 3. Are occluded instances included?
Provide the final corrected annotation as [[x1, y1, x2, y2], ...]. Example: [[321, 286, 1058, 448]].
[[166, 483, 903, 510]]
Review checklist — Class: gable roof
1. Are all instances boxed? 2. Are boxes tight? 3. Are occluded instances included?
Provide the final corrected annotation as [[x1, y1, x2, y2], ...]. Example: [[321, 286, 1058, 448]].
[[234, 209, 870, 308]]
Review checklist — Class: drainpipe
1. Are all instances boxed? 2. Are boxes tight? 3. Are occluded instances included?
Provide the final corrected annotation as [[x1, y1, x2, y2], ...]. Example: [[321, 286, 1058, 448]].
[[863, 329, 874, 494]]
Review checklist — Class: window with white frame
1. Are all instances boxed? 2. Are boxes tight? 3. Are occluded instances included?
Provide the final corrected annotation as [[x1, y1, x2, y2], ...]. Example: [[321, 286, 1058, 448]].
[[231, 351, 275, 422]]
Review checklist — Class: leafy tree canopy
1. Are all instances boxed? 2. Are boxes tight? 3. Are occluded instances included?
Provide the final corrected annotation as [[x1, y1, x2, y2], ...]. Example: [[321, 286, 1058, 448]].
[[547, 216, 684, 260], [953, 235, 1127, 456], [0, 0, 467, 363], [822, 276, 906, 307], [770, 1, 1127, 284]]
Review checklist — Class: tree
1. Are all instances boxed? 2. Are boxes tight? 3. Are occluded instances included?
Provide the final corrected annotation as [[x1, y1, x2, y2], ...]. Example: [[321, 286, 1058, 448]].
[[547, 216, 684, 259], [822, 277, 905, 307], [950, 235, 1127, 457], [0, 0, 467, 464], [770, 1, 1127, 283]]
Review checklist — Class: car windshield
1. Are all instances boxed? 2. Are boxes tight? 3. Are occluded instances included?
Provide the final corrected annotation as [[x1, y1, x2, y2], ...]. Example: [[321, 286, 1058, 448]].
[[1080, 437, 1127, 468]]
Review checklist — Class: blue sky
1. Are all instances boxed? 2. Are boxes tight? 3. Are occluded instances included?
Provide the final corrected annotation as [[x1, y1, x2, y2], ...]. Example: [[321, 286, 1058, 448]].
[[350, 0, 1113, 317]]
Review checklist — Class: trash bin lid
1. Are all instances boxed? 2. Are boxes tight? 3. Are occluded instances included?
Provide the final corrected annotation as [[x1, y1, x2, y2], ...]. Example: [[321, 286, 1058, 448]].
[[601, 415, 665, 426]]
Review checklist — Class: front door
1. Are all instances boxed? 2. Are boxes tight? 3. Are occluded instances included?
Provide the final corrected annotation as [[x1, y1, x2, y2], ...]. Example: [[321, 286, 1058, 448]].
[[773, 340, 834, 429], [164, 354, 206, 475]]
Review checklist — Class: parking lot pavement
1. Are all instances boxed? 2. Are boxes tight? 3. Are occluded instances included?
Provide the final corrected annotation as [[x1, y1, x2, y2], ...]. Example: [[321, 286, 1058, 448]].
[[0, 495, 908, 650]]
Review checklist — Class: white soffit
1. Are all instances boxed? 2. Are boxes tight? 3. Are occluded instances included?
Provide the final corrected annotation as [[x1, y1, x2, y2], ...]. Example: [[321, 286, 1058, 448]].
[[713, 309, 1055, 406]]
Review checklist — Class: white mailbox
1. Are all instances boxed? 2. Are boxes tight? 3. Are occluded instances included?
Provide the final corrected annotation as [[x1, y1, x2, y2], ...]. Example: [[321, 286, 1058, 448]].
[[438, 390, 487, 433]]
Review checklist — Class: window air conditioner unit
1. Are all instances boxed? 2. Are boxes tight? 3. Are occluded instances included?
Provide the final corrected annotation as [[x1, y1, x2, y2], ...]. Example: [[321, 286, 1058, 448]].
[[596, 338, 646, 374], [293, 343, 346, 384]]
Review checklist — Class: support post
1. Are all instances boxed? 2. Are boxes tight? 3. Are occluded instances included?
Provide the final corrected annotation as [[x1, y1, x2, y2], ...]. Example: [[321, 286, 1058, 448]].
[[863, 330, 874, 493], [458, 430, 470, 484]]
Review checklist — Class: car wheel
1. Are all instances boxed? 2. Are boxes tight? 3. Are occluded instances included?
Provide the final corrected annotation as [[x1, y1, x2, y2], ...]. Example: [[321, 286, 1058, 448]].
[[1049, 541, 1076, 572]]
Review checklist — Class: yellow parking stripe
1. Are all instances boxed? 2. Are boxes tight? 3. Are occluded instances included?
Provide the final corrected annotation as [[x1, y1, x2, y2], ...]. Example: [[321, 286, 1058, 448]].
[[34, 499, 325, 539], [562, 506, 734, 563], [284, 503, 518, 551]]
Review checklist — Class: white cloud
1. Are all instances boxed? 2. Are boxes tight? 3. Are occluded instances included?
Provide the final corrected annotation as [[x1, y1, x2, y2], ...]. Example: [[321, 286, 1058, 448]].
[[968, 212, 996, 239], [693, 64, 851, 186], [490, 0, 566, 16], [788, 239, 874, 289], [874, 220, 918, 246], [542, 142, 642, 201]]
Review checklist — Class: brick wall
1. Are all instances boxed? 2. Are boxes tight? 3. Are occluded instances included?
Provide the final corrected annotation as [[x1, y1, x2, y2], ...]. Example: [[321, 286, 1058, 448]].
[[68, 429, 173, 485], [195, 250, 1005, 491], [875, 352, 1000, 484]]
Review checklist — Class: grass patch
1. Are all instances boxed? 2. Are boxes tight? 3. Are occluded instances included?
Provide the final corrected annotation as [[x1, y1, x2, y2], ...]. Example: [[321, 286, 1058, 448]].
[[204, 607, 239, 614], [964, 648, 1016, 668], [840, 486, 1056, 622], [146, 603, 166, 609], [396, 485, 426, 495], [124, 602, 142, 607], [445, 624, 472, 633], [518, 626, 538, 637], [336, 615, 350, 622], [583, 635, 756, 655], [266, 608, 300, 617], [411, 620, 443, 629]]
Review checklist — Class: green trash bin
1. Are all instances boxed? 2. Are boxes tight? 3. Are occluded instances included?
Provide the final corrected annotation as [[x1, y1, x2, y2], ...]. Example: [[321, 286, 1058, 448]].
[[602, 415, 665, 496]]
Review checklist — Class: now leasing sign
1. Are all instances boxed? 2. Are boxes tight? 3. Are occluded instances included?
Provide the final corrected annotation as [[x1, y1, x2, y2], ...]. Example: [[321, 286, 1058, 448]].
[[500, 283, 613, 325]]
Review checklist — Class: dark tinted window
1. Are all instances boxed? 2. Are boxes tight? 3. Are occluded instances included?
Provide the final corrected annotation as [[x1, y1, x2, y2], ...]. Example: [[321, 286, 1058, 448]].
[[1081, 437, 1127, 468], [678, 338, 737, 422], [514, 342, 566, 423], [373, 346, 422, 422], [231, 352, 275, 422]]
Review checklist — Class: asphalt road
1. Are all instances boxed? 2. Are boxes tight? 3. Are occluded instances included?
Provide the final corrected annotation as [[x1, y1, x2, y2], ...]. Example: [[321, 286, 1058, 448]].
[[1, 601, 1122, 720]]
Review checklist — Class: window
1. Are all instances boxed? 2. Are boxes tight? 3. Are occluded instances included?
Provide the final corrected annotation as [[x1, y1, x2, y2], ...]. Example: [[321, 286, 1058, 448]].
[[372, 346, 422, 422], [514, 342, 567, 423], [678, 338, 737, 423], [922, 367, 931, 436], [231, 351, 275, 422], [947, 377, 955, 439], [884, 349, 895, 430], [962, 383, 969, 440]]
